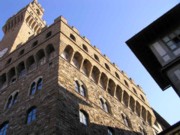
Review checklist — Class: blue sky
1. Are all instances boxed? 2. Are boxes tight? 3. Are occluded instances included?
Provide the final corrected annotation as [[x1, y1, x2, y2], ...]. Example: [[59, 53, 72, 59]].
[[0, 0, 179, 125]]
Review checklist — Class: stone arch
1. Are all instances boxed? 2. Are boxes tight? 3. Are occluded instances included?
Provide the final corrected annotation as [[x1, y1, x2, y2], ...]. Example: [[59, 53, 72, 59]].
[[0, 73, 7, 89], [8, 67, 16, 83], [123, 91, 129, 107], [17, 61, 26, 77], [91, 66, 100, 83], [136, 101, 141, 117], [129, 96, 135, 112], [108, 79, 116, 96], [82, 59, 92, 76], [46, 44, 56, 60], [36, 49, 46, 65], [26, 55, 36, 71], [142, 106, 147, 122], [115, 85, 123, 102], [72, 52, 83, 69], [61, 45, 74, 62], [100, 72, 108, 90]]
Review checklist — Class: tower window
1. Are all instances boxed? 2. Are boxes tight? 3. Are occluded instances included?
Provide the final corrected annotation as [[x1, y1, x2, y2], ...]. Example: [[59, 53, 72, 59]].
[[121, 113, 132, 128], [18, 49, 25, 56], [0, 122, 9, 135], [70, 34, 76, 41], [105, 63, 110, 71], [82, 44, 88, 52], [94, 54, 99, 62], [27, 107, 37, 124], [115, 72, 120, 79], [124, 80, 129, 87], [6, 92, 19, 109], [32, 40, 38, 48], [46, 31, 52, 38], [6, 58, 12, 65], [79, 110, 88, 126]]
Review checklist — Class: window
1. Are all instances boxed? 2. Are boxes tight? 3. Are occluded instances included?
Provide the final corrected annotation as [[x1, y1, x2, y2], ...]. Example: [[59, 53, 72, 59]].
[[100, 98, 109, 113], [124, 80, 129, 87], [74, 81, 86, 97], [82, 44, 88, 52], [105, 63, 110, 71], [140, 94, 145, 101], [46, 31, 52, 38], [18, 49, 25, 56], [70, 34, 76, 41], [30, 82, 36, 95], [6, 58, 12, 65], [0, 122, 8, 135], [61, 45, 73, 61], [37, 78, 43, 90], [94, 54, 99, 62], [27, 107, 37, 124], [32, 40, 38, 48], [121, 113, 131, 128], [162, 28, 180, 51], [132, 88, 137, 94], [6, 96, 13, 109], [107, 128, 114, 135], [115, 72, 120, 79], [12, 92, 18, 105], [79, 110, 88, 126]]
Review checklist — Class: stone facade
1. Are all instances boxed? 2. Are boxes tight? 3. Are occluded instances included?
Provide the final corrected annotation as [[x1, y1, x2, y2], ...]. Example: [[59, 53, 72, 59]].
[[0, 0, 163, 135]]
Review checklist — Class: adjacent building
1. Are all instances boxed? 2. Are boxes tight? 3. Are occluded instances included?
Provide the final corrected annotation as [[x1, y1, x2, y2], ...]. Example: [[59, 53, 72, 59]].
[[0, 0, 169, 134], [126, 4, 180, 97]]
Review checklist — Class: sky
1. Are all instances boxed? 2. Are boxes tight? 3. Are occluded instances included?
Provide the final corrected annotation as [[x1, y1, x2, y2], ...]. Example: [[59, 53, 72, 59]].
[[0, 0, 179, 125]]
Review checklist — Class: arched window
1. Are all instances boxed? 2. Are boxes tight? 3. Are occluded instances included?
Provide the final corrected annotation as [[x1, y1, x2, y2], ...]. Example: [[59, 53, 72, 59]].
[[123, 91, 129, 107], [6, 58, 12, 65], [72, 52, 83, 69], [100, 98, 110, 113], [147, 111, 152, 126], [82, 59, 92, 76], [129, 96, 135, 112], [140, 94, 145, 101], [124, 80, 129, 87], [61, 45, 74, 61], [6, 96, 13, 109], [108, 79, 115, 96], [132, 87, 137, 94], [27, 107, 37, 124], [26, 56, 36, 71], [100, 73, 108, 90], [18, 49, 25, 57], [0, 122, 9, 135], [82, 44, 88, 52], [121, 113, 132, 128], [79, 85, 86, 97], [0, 73, 7, 89], [46, 44, 56, 60], [142, 106, 147, 122], [36, 49, 46, 65], [46, 31, 52, 38], [37, 78, 43, 90], [8, 67, 16, 83], [116, 85, 122, 102], [30, 82, 36, 95], [79, 110, 88, 126], [94, 54, 99, 62], [12, 92, 18, 105], [107, 128, 114, 135], [105, 63, 110, 71], [91, 66, 100, 83], [115, 72, 120, 79], [17, 62, 26, 77], [32, 40, 38, 48], [136, 101, 141, 117], [75, 81, 80, 92], [70, 34, 76, 41]]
